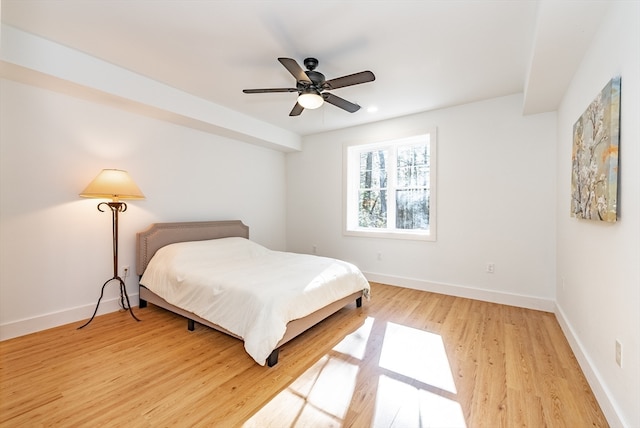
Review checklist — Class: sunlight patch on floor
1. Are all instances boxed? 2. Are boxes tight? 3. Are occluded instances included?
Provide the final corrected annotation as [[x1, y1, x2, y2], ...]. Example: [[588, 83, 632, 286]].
[[244, 317, 466, 427], [373, 375, 467, 428], [242, 387, 308, 428], [332, 316, 374, 360], [380, 322, 458, 394], [291, 355, 359, 419], [244, 355, 359, 427]]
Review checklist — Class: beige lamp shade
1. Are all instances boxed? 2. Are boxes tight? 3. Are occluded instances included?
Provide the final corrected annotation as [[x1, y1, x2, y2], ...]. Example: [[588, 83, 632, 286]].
[[80, 169, 145, 201]]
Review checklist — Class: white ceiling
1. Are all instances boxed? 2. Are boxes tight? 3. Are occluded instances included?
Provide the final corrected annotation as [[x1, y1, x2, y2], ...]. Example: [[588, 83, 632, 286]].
[[1, 0, 611, 137]]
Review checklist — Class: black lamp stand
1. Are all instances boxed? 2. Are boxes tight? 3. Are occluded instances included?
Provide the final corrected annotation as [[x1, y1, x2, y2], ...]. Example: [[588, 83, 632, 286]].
[[78, 201, 140, 329]]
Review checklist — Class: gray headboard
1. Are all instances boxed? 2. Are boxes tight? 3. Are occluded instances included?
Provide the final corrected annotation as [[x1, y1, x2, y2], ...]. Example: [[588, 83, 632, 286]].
[[135, 220, 249, 276]]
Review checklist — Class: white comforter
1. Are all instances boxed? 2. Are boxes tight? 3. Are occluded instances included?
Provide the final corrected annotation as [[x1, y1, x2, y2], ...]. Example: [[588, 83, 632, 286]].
[[140, 237, 370, 365]]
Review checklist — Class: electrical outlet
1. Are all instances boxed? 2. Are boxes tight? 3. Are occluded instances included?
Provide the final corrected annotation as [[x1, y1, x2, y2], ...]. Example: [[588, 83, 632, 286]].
[[615, 340, 623, 367], [122, 265, 130, 279], [486, 263, 495, 273]]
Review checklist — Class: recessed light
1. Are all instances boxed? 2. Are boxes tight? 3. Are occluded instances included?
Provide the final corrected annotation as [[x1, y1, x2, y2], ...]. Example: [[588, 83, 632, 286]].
[[367, 106, 378, 113]]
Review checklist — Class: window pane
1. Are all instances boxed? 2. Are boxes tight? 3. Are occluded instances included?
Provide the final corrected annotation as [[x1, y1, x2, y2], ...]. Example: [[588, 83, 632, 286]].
[[359, 150, 387, 189], [359, 189, 387, 228], [397, 144, 428, 168], [396, 189, 429, 230], [397, 144, 429, 188], [397, 165, 429, 187]]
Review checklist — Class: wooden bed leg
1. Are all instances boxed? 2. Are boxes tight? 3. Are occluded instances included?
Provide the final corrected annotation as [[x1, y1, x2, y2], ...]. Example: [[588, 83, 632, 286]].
[[356, 296, 362, 308], [267, 348, 279, 367], [188, 319, 195, 331]]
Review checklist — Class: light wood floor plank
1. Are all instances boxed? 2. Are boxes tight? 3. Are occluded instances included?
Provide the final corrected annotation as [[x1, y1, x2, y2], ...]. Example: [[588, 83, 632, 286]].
[[0, 282, 607, 427]]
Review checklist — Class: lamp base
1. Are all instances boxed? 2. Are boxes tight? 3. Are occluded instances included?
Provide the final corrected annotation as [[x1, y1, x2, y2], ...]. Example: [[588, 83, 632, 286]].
[[77, 276, 141, 329]]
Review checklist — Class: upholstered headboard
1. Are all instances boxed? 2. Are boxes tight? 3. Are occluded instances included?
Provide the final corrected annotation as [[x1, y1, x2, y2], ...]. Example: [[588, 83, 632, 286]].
[[135, 220, 249, 276]]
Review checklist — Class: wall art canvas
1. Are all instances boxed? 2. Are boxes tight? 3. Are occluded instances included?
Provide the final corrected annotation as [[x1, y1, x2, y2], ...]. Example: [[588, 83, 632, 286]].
[[571, 76, 621, 222]]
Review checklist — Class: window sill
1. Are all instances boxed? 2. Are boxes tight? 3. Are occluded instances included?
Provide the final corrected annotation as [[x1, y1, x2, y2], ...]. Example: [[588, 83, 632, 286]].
[[344, 228, 436, 241]]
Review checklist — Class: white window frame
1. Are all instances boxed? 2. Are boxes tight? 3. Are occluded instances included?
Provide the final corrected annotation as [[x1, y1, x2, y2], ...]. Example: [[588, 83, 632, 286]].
[[343, 128, 437, 241]]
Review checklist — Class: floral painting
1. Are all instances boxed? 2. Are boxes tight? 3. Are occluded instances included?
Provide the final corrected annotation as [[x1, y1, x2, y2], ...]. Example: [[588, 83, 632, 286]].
[[571, 76, 621, 222]]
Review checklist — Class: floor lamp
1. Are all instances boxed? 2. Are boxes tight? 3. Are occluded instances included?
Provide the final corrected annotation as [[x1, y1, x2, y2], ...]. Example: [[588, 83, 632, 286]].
[[78, 169, 145, 329]]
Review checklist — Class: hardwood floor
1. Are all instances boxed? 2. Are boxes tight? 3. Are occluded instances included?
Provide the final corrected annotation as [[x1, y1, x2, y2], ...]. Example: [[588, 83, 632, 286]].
[[0, 282, 607, 427]]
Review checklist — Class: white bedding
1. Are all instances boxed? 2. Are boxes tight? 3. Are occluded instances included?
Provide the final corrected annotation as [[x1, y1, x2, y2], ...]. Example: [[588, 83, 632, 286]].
[[140, 237, 370, 365]]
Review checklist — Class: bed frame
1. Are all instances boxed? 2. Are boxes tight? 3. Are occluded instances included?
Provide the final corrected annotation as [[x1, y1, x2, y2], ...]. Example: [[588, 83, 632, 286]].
[[136, 220, 363, 367]]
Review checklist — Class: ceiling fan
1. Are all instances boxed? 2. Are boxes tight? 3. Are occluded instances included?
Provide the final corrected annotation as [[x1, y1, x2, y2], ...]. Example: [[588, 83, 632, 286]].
[[243, 57, 375, 116]]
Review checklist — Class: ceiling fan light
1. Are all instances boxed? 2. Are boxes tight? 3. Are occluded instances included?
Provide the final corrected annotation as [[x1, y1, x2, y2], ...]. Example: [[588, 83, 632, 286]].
[[298, 92, 324, 109]]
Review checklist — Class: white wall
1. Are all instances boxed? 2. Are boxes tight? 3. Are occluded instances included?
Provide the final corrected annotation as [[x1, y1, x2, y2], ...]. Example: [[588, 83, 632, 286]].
[[555, 2, 640, 427], [287, 93, 557, 310], [0, 78, 287, 339]]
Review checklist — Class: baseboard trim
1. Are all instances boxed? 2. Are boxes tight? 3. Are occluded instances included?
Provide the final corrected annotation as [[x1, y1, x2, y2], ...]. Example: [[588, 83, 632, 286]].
[[554, 302, 625, 428], [0, 293, 140, 341], [363, 272, 555, 312]]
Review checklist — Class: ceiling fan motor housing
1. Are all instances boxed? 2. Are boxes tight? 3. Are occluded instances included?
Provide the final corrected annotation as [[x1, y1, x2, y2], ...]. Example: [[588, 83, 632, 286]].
[[303, 57, 319, 71], [305, 71, 325, 87]]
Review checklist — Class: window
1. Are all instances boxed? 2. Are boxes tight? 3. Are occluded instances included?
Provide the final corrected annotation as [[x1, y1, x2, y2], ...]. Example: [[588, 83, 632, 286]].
[[344, 130, 436, 241]]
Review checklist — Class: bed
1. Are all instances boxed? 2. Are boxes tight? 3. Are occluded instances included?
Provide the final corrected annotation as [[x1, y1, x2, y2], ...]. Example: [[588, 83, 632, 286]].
[[136, 220, 370, 366]]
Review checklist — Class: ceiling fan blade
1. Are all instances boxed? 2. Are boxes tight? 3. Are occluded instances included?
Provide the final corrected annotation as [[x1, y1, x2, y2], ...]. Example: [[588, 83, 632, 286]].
[[289, 102, 304, 116], [278, 57, 311, 83], [324, 71, 375, 90], [323, 93, 360, 113], [243, 88, 298, 94]]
